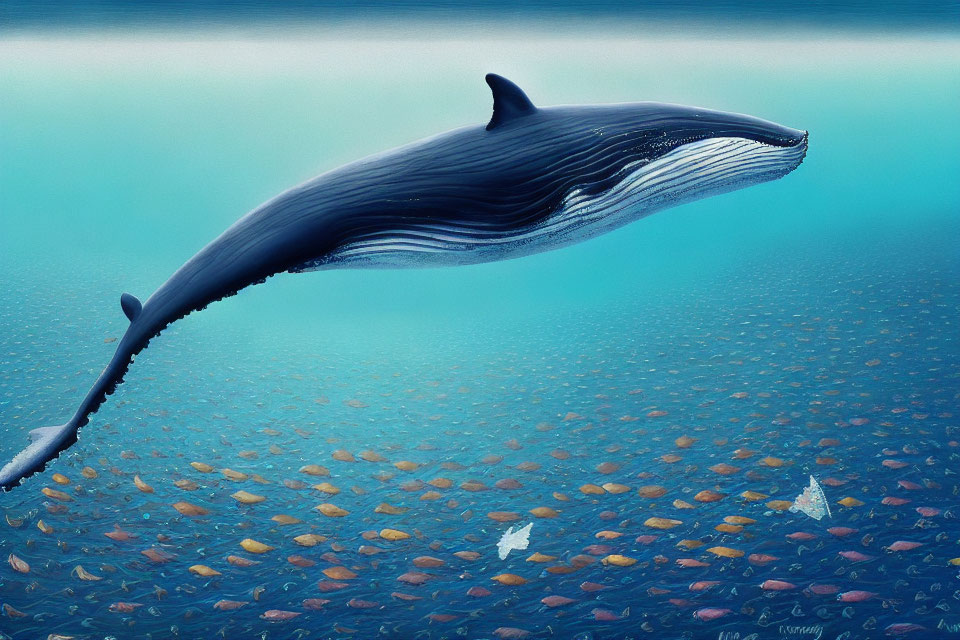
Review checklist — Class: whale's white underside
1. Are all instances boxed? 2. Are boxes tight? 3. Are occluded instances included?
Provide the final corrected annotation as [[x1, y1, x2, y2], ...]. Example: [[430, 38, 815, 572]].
[[309, 136, 806, 271]]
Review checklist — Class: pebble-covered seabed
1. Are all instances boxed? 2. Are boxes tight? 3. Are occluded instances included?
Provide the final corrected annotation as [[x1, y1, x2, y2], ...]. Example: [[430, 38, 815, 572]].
[[0, 232, 958, 640]]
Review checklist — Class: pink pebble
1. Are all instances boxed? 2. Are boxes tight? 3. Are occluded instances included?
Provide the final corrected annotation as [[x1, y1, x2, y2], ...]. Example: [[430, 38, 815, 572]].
[[761, 579, 797, 591], [787, 531, 818, 541], [261, 610, 301, 621], [347, 599, 379, 609], [541, 595, 576, 607], [808, 584, 840, 595], [694, 607, 733, 621], [397, 571, 430, 585], [592, 608, 622, 621], [885, 623, 926, 636], [676, 558, 710, 568], [391, 592, 423, 601], [583, 544, 612, 555], [428, 614, 458, 623], [887, 540, 923, 552], [689, 581, 721, 592]]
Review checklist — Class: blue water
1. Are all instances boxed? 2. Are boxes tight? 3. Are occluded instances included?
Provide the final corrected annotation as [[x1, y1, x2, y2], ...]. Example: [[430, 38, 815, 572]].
[[1, 23, 959, 640]]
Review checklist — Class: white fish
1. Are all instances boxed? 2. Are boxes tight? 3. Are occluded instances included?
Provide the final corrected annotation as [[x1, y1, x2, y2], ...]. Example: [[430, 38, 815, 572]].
[[497, 522, 533, 560], [789, 475, 831, 520]]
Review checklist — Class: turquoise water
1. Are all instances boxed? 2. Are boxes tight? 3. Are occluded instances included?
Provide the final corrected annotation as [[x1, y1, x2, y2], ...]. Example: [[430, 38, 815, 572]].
[[1, 28, 959, 639]]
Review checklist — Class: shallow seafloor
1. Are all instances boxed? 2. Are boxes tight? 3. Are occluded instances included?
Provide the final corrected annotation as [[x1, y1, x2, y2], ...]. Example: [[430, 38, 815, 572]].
[[1, 31, 959, 640]]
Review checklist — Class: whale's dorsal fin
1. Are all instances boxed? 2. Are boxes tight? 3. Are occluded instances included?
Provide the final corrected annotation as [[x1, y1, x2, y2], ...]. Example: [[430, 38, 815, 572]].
[[485, 73, 537, 131], [120, 292, 142, 322]]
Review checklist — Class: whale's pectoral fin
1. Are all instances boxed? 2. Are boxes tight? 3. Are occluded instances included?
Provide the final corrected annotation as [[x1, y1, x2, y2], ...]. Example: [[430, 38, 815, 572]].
[[0, 422, 73, 490], [485, 73, 537, 131], [120, 293, 142, 322]]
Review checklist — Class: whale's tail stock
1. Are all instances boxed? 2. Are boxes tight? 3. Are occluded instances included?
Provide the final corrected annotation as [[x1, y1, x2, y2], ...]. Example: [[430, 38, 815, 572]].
[[0, 292, 145, 491]]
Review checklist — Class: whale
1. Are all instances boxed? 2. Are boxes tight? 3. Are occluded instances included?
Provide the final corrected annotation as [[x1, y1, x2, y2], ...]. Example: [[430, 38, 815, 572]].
[[0, 74, 807, 490]]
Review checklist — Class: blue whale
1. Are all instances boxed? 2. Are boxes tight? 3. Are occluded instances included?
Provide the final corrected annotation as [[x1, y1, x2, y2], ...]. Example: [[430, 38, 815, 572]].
[[0, 74, 807, 490]]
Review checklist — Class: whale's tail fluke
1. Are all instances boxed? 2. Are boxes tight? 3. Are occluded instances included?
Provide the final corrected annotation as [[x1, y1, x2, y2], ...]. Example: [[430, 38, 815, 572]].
[[0, 421, 77, 490]]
